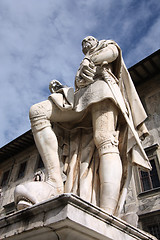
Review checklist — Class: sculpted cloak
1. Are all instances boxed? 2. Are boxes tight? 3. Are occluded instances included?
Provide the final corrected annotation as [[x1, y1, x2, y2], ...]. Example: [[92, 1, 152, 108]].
[[49, 40, 151, 215]]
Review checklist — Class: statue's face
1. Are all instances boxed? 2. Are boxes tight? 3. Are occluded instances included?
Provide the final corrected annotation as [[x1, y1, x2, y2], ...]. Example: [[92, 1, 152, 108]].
[[82, 36, 98, 55], [49, 79, 62, 93]]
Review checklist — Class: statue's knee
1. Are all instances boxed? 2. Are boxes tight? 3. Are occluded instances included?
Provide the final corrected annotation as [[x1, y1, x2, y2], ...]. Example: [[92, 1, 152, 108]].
[[94, 130, 106, 147], [94, 130, 119, 155], [29, 103, 42, 120], [29, 103, 51, 132], [29, 104, 38, 119]]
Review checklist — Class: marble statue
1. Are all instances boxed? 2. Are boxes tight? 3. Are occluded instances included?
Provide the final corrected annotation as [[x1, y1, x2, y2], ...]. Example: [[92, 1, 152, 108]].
[[14, 36, 151, 216]]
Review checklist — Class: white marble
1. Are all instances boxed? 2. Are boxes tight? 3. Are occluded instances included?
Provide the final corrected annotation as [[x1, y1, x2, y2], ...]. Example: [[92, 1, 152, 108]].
[[1, 194, 158, 240], [15, 36, 150, 217]]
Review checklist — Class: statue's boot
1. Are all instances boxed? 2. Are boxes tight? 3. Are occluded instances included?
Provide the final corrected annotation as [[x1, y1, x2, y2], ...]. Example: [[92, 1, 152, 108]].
[[98, 149, 122, 215]]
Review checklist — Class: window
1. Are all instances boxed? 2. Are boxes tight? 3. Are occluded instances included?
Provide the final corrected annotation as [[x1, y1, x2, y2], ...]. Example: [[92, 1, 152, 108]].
[[140, 214, 160, 240], [139, 157, 160, 192], [147, 224, 160, 239], [17, 161, 27, 179], [0, 170, 10, 187], [3, 202, 16, 215]]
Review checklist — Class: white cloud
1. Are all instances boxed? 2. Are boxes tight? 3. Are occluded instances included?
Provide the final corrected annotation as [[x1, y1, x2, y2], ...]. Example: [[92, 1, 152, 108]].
[[0, 0, 160, 146], [125, 16, 160, 67]]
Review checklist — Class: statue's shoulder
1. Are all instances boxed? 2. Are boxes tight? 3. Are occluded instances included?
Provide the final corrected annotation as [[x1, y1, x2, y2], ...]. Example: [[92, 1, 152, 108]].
[[97, 39, 118, 50]]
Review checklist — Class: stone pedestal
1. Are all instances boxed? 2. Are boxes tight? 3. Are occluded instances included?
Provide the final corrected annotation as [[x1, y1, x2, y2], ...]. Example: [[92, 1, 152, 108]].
[[0, 194, 157, 240]]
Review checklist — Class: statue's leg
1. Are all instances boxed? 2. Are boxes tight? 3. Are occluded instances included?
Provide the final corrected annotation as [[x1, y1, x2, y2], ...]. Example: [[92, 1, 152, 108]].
[[29, 99, 84, 195], [92, 99, 122, 215], [29, 100, 64, 194]]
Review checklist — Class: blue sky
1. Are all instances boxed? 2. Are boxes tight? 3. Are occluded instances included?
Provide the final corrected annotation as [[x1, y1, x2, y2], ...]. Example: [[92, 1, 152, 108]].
[[0, 0, 160, 147]]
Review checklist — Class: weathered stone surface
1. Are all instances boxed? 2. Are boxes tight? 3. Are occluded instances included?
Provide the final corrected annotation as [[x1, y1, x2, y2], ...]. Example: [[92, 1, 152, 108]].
[[0, 194, 157, 240], [15, 36, 150, 218]]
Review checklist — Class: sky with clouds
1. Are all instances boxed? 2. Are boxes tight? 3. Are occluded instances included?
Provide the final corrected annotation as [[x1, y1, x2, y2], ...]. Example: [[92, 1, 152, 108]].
[[0, 0, 160, 147]]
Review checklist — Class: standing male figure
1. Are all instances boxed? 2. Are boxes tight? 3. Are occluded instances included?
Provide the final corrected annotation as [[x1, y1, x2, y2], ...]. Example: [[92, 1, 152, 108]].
[[29, 36, 150, 215]]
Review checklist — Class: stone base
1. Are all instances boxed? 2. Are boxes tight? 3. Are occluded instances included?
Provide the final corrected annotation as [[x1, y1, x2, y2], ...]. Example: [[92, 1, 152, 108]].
[[0, 194, 157, 240]]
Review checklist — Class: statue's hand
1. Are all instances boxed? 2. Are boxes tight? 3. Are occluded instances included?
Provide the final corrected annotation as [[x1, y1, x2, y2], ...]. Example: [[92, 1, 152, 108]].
[[49, 80, 64, 93], [79, 58, 96, 84]]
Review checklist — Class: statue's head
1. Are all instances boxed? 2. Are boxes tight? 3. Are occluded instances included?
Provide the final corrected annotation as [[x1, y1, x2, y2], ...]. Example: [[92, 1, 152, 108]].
[[82, 36, 98, 55], [49, 79, 63, 93]]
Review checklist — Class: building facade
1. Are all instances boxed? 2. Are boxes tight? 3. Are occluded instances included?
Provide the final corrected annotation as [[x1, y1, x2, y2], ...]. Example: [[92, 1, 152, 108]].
[[0, 50, 160, 239]]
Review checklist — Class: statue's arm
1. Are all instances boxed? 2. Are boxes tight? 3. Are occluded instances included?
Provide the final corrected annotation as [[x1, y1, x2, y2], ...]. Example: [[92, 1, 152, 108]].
[[75, 44, 119, 89], [90, 44, 119, 65]]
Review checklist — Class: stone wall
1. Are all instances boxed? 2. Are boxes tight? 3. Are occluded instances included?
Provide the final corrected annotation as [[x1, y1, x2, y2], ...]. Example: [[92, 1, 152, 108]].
[[0, 145, 38, 216], [137, 74, 160, 148]]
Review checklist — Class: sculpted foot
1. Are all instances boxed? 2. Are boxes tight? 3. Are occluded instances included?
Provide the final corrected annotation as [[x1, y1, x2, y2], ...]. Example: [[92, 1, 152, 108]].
[[46, 179, 64, 195]]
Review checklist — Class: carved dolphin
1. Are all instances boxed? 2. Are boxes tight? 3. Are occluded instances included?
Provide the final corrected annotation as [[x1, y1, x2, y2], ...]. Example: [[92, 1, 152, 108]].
[[14, 181, 56, 210]]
